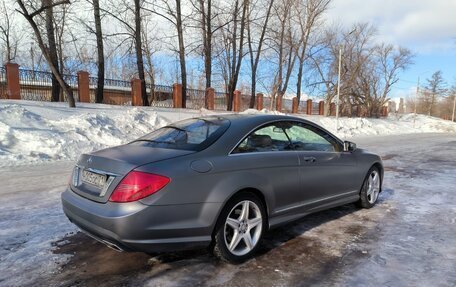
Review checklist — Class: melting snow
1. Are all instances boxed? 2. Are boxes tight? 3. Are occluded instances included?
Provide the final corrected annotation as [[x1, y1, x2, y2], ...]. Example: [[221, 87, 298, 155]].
[[0, 100, 455, 167]]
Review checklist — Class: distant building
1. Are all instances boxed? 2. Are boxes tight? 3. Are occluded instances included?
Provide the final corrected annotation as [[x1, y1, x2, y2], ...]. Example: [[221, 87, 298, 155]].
[[398, 98, 405, 114], [388, 101, 397, 114]]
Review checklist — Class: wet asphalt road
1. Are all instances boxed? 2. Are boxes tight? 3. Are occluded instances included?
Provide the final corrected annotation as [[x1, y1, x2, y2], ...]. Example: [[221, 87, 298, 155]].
[[1, 133, 455, 286]]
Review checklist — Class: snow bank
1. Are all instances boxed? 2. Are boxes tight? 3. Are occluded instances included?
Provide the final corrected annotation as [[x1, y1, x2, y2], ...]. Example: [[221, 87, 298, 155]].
[[238, 108, 456, 139], [0, 101, 169, 166], [0, 100, 455, 166]]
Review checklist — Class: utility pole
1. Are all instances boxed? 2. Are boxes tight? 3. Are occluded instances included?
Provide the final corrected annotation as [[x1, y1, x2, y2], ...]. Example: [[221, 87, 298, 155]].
[[414, 77, 420, 128], [452, 91, 455, 122], [335, 29, 356, 131], [335, 46, 342, 131]]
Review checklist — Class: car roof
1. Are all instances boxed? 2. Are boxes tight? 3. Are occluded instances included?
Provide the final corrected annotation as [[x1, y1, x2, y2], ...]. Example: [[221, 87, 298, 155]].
[[183, 113, 343, 155], [198, 113, 312, 127]]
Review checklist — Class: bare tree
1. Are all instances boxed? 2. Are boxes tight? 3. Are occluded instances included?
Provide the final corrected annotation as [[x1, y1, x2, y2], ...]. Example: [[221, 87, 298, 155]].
[[424, 70, 446, 116], [134, 0, 148, 105], [103, 0, 149, 105], [270, 0, 296, 109], [78, 0, 105, 102], [93, 0, 105, 103], [246, 0, 274, 108], [307, 23, 412, 117], [0, 2, 22, 63], [295, 0, 330, 106], [218, 0, 248, 111], [148, 0, 188, 107], [16, 0, 76, 107], [43, 0, 61, 102], [141, 16, 160, 102], [190, 0, 229, 107]]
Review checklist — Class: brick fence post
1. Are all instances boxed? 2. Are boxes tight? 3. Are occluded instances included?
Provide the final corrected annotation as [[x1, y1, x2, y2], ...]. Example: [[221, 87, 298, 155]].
[[330, 102, 336, 116], [131, 79, 142, 106], [256, 93, 263, 110], [173, 83, 182, 108], [276, 95, 282, 112], [306, 99, 312, 115], [233, 90, 241, 112], [382, 106, 388, 117], [5, 62, 20, 100], [319, 101, 325, 115], [206, 87, 214, 110], [77, 71, 90, 103], [292, 97, 298, 113]]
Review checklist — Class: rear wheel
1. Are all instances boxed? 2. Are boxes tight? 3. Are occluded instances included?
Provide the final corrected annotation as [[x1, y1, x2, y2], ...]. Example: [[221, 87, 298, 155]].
[[359, 166, 381, 208], [212, 193, 266, 263]]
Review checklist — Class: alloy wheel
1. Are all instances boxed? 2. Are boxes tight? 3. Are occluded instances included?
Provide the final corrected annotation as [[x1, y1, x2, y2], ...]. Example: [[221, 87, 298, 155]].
[[367, 170, 380, 204], [223, 200, 263, 256]]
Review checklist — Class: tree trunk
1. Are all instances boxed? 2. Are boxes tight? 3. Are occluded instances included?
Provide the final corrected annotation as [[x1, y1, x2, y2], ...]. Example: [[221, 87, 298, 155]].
[[202, 0, 211, 89], [93, 0, 104, 103], [144, 45, 156, 102], [296, 58, 304, 105], [134, 0, 148, 106], [226, 0, 247, 111], [44, 0, 60, 102], [176, 0, 187, 108], [201, 0, 212, 108]]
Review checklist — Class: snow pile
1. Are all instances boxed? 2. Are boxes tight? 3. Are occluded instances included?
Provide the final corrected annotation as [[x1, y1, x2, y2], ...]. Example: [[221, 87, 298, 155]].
[[313, 113, 456, 139], [0, 100, 455, 166], [0, 102, 169, 166]]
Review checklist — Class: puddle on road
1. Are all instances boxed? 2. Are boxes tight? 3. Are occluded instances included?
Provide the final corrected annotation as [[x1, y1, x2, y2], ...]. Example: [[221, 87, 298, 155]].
[[50, 202, 391, 286], [52, 232, 151, 285]]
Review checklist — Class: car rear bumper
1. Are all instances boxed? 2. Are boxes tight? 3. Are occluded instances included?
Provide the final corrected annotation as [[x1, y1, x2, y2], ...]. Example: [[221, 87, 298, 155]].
[[61, 187, 222, 253]]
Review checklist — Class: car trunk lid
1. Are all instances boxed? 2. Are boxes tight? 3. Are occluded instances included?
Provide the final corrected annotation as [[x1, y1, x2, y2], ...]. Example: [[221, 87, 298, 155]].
[[70, 144, 193, 203]]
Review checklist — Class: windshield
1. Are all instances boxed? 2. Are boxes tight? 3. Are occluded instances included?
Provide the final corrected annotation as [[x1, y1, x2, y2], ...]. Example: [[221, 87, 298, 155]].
[[130, 117, 230, 151]]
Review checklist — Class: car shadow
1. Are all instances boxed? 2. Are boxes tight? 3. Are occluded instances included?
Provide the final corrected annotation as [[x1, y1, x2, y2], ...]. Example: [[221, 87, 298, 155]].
[[52, 188, 394, 285]]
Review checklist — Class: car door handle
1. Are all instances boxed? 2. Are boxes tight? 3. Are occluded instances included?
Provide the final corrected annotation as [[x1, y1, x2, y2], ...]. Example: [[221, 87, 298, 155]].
[[302, 156, 316, 163]]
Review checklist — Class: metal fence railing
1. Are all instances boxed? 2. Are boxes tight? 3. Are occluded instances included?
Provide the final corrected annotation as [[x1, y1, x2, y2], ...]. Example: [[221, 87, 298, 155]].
[[3, 67, 329, 114], [89, 76, 132, 105], [19, 69, 53, 101], [240, 94, 251, 111], [312, 101, 320, 115], [0, 67, 6, 99], [263, 96, 272, 110], [186, 88, 206, 110], [214, 91, 228, 110], [18, 69, 79, 102], [62, 73, 79, 102], [148, 84, 173, 108]]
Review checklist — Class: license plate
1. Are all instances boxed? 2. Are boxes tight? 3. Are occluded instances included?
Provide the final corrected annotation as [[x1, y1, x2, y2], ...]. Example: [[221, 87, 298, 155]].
[[82, 170, 106, 189]]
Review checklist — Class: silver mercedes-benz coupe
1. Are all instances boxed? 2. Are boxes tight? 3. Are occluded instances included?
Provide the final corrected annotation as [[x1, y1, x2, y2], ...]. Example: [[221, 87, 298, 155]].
[[62, 114, 383, 262]]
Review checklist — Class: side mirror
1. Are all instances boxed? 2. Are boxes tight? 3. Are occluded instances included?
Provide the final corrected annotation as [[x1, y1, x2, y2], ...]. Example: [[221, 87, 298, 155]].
[[344, 141, 357, 152]]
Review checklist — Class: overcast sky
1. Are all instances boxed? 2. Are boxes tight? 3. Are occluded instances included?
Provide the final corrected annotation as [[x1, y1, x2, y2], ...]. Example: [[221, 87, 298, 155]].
[[326, 0, 456, 98]]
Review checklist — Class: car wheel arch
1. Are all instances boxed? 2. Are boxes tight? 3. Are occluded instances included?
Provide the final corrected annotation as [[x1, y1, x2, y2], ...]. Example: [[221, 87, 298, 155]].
[[358, 162, 383, 195], [211, 187, 270, 238]]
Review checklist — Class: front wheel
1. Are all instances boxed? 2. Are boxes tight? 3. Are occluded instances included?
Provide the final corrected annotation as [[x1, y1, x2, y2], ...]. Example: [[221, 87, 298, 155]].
[[358, 166, 381, 208], [212, 193, 266, 263]]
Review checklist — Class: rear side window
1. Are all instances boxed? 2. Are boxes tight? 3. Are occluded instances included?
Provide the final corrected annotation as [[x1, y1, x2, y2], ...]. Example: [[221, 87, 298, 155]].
[[131, 117, 230, 151]]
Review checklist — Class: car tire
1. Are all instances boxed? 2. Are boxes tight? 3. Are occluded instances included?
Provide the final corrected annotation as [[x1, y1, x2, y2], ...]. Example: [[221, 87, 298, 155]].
[[358, 166, 381, 208], [211, 192, 266, 263]]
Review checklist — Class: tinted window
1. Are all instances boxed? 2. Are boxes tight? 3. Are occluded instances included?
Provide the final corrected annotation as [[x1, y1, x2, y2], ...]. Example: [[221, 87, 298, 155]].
[[284, 122, 339, 152], [232, 123, 293, 153], [131, 117, 229, 151]]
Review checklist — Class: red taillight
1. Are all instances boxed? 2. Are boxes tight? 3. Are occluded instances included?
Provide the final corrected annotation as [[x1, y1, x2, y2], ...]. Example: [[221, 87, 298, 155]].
[[109, 171, 170, 202]]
